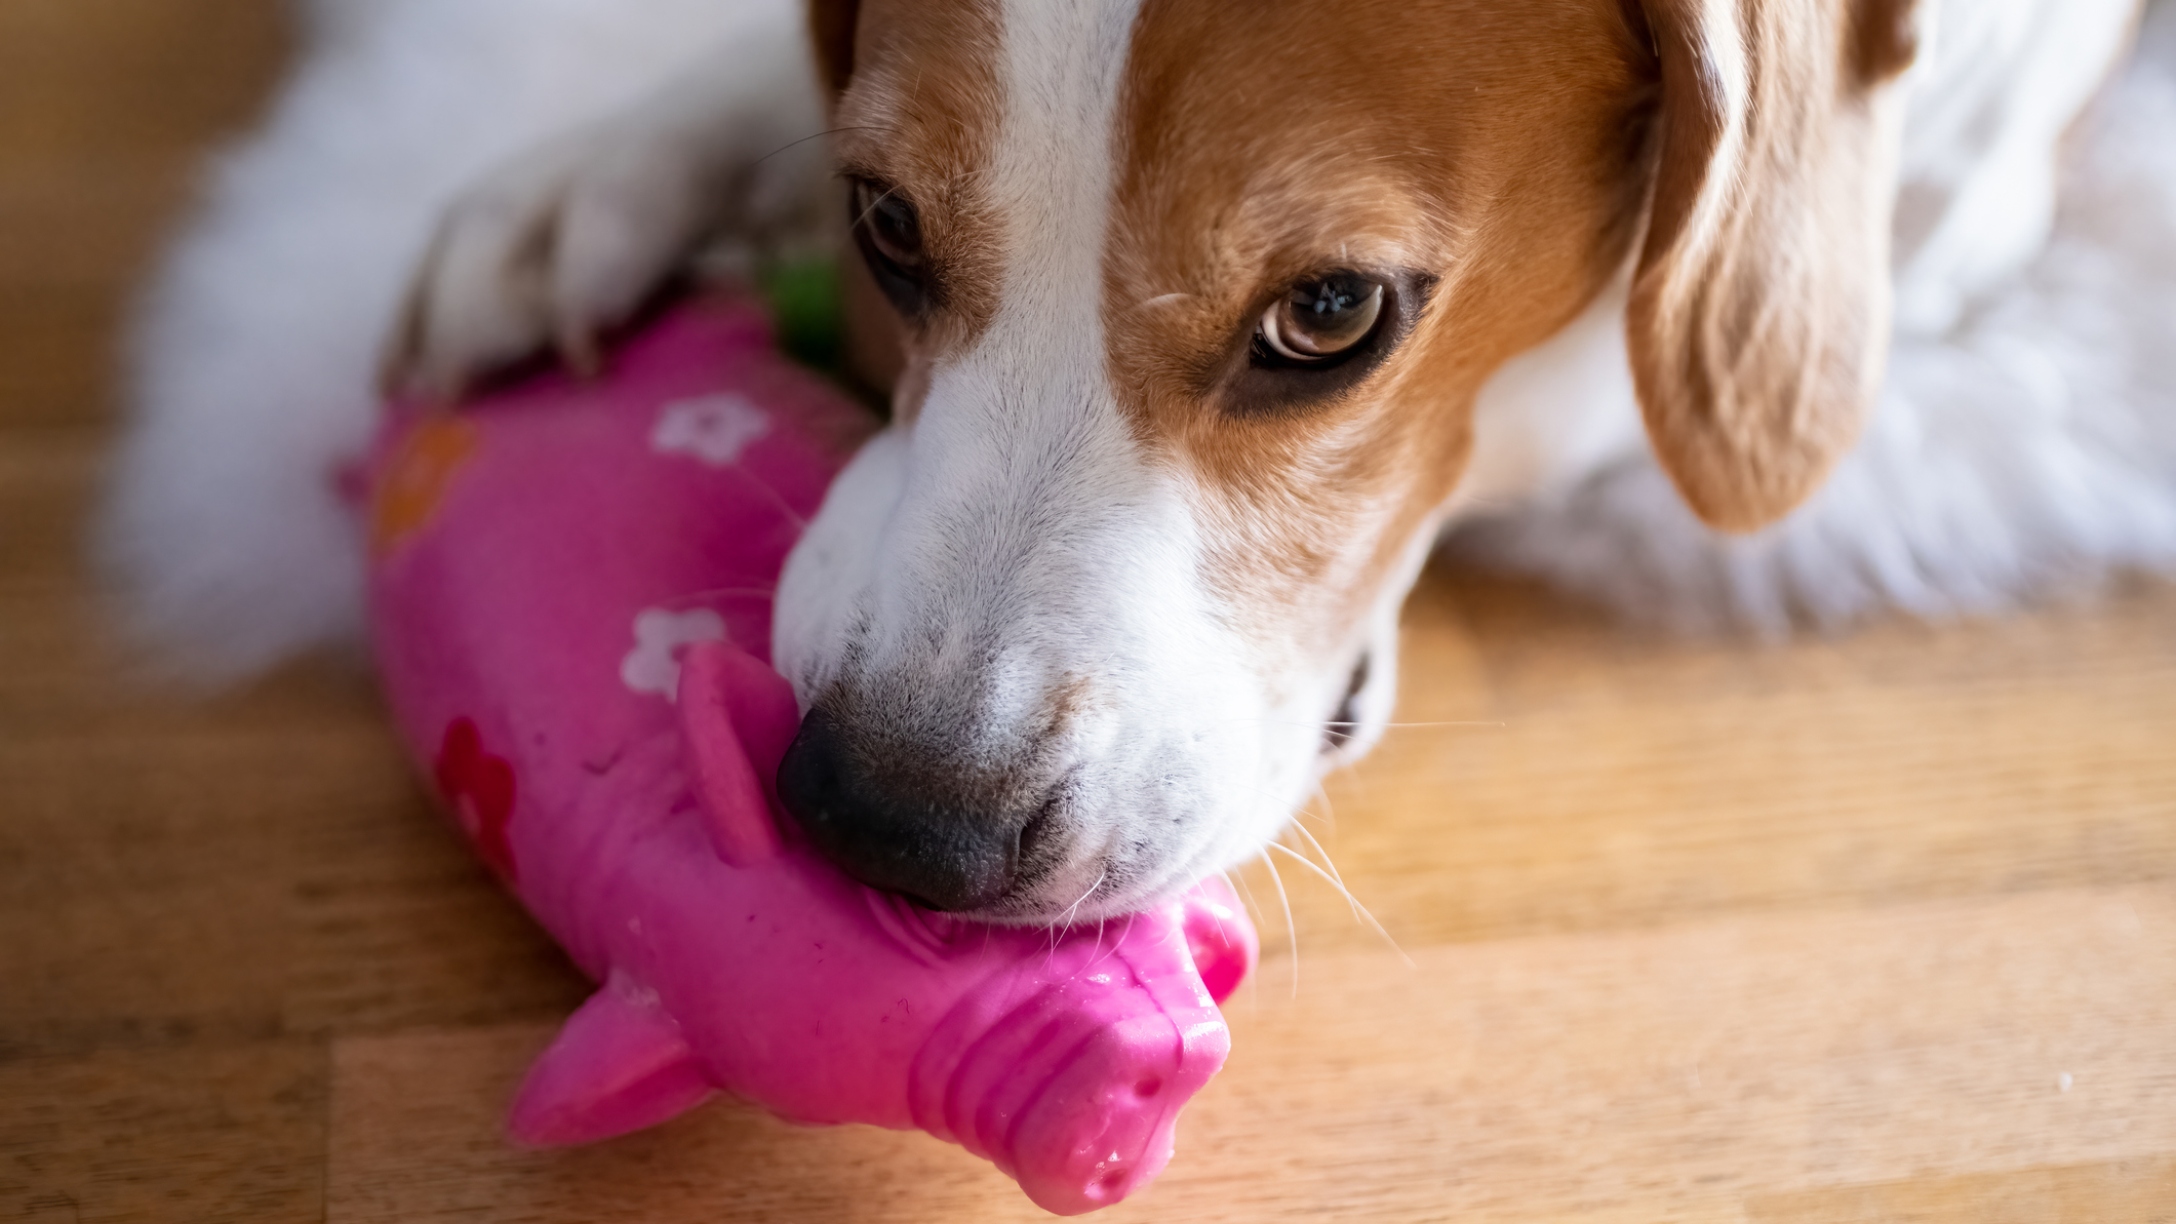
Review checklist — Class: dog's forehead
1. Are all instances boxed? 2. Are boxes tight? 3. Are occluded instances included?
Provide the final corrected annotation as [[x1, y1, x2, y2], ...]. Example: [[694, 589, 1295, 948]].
[[839, 0, 1637, 326], [1106, 0, 1648, 313], [843, 0, 1642, 286]]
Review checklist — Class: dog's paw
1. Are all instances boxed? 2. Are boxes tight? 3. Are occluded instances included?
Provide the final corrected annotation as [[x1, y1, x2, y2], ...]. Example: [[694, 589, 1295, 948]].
[[385, 119, 726, 400]]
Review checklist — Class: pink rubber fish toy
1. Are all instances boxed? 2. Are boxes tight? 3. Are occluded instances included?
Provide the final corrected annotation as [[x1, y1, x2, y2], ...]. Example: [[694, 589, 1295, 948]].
[[362, 296, 1256, 1215]]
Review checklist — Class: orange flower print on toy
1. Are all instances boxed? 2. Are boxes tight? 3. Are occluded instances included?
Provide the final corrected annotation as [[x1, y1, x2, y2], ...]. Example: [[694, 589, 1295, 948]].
[[434, 717, 516, 882], [371, 416, 478, 554]]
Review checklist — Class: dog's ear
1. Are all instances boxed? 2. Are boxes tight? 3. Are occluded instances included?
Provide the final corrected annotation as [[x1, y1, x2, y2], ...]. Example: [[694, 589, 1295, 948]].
[[809, 0, 862, 96], [1627, 0, 1921, 532]]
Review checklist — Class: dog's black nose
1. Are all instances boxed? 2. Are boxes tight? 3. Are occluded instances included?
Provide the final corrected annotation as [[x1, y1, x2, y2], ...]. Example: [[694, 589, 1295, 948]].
[[775, 707, 1021, 912]]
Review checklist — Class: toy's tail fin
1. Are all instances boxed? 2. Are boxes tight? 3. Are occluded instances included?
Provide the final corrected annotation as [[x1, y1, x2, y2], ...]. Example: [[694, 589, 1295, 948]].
[[508, 972, 714, 1147]]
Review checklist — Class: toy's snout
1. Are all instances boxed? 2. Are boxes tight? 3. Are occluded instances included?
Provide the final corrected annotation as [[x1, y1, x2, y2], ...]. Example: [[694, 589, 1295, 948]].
[[1001, 1010, 1209, 1214], [911, 962, 1232, 1216], [776, 706, 1049, 912], [898, 884, 1253, 1216]]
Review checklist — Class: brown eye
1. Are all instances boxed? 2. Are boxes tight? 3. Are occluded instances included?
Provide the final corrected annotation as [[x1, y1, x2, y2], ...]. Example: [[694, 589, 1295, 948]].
[[1255, 273, 1385, 365], [1225, 269, 1430, 417], [850, 177, 930, 317]]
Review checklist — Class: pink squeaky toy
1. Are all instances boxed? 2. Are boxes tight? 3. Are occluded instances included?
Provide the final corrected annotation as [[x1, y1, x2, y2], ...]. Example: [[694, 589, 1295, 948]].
[[362, 296, 1257, 1215]]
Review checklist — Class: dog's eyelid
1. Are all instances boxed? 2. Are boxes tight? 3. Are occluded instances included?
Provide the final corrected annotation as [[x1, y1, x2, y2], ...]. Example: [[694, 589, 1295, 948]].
[[850, 179, 918, 235], [837, 163, 898, 193]]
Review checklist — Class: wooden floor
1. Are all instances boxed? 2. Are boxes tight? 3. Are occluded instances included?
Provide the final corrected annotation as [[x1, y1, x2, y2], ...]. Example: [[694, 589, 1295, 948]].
[[5, 4, 2175, 1221]]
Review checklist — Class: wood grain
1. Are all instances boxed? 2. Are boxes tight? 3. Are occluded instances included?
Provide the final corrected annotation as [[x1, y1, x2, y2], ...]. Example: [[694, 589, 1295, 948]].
[[4, 3, 2174, 1221], [325, 888, 2176, 1224], [0, 1040, 326, 1224], [1745, 1157, 2176, 1224]]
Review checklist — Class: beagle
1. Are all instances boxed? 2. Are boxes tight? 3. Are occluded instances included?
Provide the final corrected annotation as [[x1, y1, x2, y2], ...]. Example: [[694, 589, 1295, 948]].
[[122, 0, 2156, 923]]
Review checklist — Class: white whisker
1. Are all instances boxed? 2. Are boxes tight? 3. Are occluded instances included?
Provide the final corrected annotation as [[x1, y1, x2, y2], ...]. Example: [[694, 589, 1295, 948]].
[[849, 182, 902, 230], [1307, 781, 1338, 836], [1286, 816, 1353, 919], [1265, 839, 1413, 969], [1258, 848, 1298, 1000], [1220, 866, 1267, 934], [1214, 868, 1262, 1013], [721, 457, 811, 532], [1320, 719, 1506, 730], [1058, 868, 1105, 933]]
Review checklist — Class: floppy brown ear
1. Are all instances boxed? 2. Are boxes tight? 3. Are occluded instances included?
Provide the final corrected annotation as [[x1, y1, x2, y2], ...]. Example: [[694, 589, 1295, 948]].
[[808, 0, 862, 97], [1627, 0, 1921, 532]]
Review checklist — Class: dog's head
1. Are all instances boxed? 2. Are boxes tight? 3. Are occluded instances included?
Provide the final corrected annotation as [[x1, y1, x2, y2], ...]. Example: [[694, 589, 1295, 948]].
[[773, 0, 1920, 920]]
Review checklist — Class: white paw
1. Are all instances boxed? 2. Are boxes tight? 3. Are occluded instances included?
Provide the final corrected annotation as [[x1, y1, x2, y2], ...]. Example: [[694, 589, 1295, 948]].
[[386, 118, 725, 399]]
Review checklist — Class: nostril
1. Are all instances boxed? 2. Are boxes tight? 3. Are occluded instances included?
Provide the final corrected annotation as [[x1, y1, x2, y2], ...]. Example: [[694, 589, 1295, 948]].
[[1017, 802, 1057, 865], [775, 707, 849, 838], [774, 706, 1022, 913]]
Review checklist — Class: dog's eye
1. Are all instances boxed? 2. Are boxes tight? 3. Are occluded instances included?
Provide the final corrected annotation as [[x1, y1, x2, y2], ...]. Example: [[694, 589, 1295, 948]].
[[850, 177, 931, 318], [1223, 269, 1430, 417], [1255, 273, 1385, 366], [852, 178, 922, 268]]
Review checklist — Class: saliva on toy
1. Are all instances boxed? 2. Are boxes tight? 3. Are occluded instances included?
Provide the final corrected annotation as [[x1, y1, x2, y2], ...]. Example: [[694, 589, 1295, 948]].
[[362, 293, 1258, 1215]]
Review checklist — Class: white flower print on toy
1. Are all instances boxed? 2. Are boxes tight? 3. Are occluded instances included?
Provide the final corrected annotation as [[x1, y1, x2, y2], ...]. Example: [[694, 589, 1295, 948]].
[[619, 607, 726, 700], [651, 393, 770, 466]]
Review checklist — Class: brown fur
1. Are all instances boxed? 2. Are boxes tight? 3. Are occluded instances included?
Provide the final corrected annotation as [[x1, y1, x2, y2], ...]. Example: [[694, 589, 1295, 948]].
[[819, 0, 1009, 382], [1628, 0, 1920, 532], [1104, 0, 1653, 676]]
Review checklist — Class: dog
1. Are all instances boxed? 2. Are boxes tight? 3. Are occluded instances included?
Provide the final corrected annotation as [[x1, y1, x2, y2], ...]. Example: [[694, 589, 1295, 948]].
[[103, 0, 2176, 922]]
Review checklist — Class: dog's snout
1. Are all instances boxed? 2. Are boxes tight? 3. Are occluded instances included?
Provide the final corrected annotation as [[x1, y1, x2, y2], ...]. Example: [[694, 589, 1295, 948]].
[[775, 707, 1033, 912]]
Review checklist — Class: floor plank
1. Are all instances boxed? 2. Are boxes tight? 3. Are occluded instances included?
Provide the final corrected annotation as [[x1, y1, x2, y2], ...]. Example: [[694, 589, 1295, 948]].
[[1745, 1156, 2176, 1224], [0, 0, 286, 430], [0, 1039, 326, 1224], [0, 1, 286, 166], [1246, 574, 2176, 956]]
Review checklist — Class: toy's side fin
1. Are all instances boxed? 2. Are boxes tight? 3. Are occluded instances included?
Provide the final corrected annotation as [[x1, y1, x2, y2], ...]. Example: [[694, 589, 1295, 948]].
[[508, 974, 714, 1147], [677, 641, 799, 867]]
